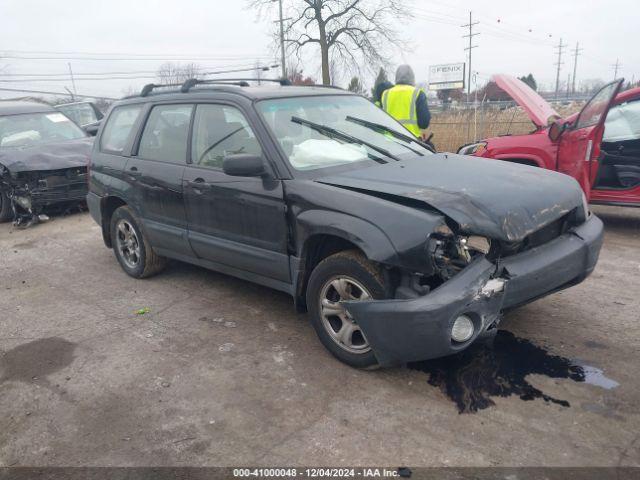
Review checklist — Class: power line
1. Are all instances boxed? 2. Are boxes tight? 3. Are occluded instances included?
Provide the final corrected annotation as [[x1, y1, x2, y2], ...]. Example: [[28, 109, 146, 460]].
[[461, 11, 480, 97], [0, 64, 280, 84], [0, 53, 274, 62], [413, 6, 555, 46], [554, 38, 565, 99], [571, 42, 582, 93], [1, 49, 273, 59], [0, 86, 115, 100], [0, 61, 265, 78]]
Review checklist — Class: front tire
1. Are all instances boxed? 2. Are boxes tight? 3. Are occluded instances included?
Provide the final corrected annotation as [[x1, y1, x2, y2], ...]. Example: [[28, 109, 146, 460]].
[[0, 189, 12, 223], [110, 206, 166, 278], [306, 250, 389, 369]]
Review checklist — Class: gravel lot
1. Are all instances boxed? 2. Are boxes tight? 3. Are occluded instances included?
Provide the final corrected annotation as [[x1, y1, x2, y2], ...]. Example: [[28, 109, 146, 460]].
[[0, 206, 639, 467]]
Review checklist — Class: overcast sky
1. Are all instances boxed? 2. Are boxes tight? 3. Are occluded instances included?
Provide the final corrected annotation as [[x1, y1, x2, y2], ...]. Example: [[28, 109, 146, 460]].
[[0, 0, 638, 100]]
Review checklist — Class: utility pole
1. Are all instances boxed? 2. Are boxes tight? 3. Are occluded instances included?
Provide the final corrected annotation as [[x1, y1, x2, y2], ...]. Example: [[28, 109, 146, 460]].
[[64, 86, 75, 102], [612, 58, 622, 79], [67, 62, 77, 97], [571, 42, 582, 94], [274, 0, 287, 79], [554, 38, 565, 99], [461, 11, 479, 99]]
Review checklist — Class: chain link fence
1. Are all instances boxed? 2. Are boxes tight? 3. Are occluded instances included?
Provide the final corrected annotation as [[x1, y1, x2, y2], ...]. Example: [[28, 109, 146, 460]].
[[427, 100, 586, 153]]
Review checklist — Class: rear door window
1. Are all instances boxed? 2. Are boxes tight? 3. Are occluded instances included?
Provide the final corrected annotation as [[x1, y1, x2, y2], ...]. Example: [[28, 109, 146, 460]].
[[138, 104, 193, 163], [100, 104, 143, 153]]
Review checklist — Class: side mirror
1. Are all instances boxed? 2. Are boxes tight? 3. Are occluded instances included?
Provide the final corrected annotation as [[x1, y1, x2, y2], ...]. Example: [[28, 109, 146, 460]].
[[548, 121, 565, 142], [222, 154, 266, 177], [83, 122, 101, 137]]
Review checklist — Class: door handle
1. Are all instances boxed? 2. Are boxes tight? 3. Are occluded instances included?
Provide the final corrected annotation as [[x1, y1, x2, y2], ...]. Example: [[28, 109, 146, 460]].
[[188, 178, 209, 193], [127, 166, 141, 180]]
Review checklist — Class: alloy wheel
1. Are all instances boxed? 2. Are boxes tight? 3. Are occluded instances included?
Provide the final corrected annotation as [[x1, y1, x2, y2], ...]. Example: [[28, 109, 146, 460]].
[[319, 276, 372, 354], [115, 219, 141, 269]]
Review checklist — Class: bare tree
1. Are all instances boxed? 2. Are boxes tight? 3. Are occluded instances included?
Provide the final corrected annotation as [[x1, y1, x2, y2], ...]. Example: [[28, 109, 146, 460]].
[[156, 62, 201, 84], [249, 0, 407, 85]]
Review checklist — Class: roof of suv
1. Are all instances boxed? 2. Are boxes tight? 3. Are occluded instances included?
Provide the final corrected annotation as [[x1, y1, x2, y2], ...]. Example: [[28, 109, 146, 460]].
[[0, 101, 56, 116], [118, 82, 354, 105]]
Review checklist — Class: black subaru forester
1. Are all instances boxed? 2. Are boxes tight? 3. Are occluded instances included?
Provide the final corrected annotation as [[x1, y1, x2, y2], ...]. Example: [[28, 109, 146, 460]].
[[87, 78, 603, 369]]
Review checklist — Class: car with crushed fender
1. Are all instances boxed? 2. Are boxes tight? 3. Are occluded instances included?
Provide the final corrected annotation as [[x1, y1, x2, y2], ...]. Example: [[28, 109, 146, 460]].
[[0, 101, 93, 226], [87, 79, 604, 368], [459, 75, 640, 207]]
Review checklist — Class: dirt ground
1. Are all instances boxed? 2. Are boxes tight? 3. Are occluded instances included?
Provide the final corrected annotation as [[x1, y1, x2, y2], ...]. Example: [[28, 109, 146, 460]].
[[0, 206, 639, 467]]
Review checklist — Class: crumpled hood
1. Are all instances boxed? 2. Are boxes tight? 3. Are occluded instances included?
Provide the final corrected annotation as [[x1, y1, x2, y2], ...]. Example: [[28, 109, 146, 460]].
[[0, 137, 93, 173], [493, 74, 560, 128], [318, 153, 584, 243]]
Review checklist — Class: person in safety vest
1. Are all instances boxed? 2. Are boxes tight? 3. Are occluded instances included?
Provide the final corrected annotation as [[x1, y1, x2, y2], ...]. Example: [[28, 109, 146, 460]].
[[381, 65, 431, 139], [373, 81, 394, 108]]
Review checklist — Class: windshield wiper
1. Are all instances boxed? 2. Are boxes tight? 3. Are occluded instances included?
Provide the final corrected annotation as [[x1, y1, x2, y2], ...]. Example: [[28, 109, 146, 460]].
[[345, 116, 436, 153], [291, 116, 402, 163]]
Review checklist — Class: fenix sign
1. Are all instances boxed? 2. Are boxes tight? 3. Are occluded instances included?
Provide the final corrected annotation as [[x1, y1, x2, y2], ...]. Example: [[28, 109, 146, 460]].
[[429, 63, 465, 91]]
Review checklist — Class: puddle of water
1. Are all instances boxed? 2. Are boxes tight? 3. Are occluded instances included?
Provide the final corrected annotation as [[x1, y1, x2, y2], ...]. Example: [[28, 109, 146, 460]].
[[409, 330, 617, 414]]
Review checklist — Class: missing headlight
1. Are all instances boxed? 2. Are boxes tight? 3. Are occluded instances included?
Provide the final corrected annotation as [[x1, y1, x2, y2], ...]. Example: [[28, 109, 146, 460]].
[[14, 195, 32, 211], [429, 234, 490, 281]]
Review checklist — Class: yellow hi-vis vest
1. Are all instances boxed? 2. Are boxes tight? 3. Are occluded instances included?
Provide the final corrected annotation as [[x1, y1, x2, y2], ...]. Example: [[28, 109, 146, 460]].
[[381, 84, 423, 137]]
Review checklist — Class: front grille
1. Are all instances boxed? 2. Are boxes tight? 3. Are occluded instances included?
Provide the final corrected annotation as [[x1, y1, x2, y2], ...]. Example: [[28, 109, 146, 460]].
[[30, 178, 88, 205], [526, 216, 567, 249], [498, 212, 578, 257]]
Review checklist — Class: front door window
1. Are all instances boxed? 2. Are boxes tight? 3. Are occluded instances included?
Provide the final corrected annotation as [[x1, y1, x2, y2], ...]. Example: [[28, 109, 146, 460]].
[[191, 104, 262, 169]]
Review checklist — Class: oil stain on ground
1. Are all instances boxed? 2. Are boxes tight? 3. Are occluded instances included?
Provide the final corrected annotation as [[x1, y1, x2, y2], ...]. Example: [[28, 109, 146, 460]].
[[0, 337, 77, 384], [409, 330, 618, 413]]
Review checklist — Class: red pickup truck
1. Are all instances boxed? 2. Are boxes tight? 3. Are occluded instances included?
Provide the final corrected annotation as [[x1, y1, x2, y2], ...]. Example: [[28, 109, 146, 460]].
[[459, 75, 640, 207]]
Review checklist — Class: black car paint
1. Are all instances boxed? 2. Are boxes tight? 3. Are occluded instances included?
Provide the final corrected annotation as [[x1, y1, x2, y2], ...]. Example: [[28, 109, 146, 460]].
[[0, 101, 93, 224], [319, 154, 586, 243], [345, 215, 603, 366], [88, 85, 603, 366], [0, 138, 93, 224]]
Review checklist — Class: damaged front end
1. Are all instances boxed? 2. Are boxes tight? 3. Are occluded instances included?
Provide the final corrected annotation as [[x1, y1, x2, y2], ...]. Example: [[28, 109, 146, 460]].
[[0, 165, 88, 227], [344, 214, 604, 367]]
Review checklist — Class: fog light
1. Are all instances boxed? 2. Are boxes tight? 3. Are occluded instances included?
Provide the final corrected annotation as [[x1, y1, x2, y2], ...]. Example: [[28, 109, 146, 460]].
[[451, 315, 474, 343]]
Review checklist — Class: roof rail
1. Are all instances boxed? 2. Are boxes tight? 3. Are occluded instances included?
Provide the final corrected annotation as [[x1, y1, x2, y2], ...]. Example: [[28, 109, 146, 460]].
[[140, 83, 182, 97], [295, 83, 344, 90], [180, 77, 291, 93]]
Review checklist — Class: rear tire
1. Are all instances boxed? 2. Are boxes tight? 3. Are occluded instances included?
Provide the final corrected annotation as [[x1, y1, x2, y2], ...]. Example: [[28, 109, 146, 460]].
[[306, 250, 389, 369], [110, 206, 166, 278], [0, 189, 12, 223]]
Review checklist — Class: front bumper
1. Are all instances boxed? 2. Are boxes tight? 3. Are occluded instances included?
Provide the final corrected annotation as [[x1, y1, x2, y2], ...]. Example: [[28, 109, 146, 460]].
[[345, 214, 604, 367]]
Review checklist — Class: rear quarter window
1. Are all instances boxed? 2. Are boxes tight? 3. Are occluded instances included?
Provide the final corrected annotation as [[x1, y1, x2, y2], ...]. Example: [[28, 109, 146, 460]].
[[100, 104, 143, 153]]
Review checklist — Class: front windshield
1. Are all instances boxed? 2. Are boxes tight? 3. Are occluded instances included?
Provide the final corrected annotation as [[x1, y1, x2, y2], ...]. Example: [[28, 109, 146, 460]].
[[258, 95, 433, 171], [0, 112, 86, 149]]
